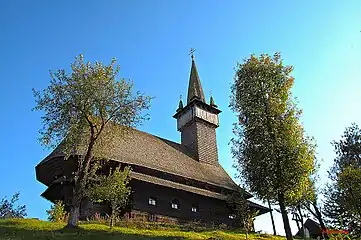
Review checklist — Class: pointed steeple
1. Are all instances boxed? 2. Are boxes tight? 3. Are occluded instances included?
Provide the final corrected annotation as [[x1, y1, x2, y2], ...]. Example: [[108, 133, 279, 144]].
[[187, 55, 205, 104], [173, 51, 221, 165]]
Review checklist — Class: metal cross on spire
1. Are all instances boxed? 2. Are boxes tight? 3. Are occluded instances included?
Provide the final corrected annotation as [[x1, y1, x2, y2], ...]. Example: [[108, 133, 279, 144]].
[[189, 48, 196, 59]]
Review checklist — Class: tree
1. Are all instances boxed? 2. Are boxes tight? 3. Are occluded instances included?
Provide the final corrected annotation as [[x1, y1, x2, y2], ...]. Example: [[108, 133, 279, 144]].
[[267, 199, 277, 236], [226, 190, 258, 240], [33, 54, 151, 227], [86, 166, 130, 227], [47, 201, 68, 222], [230, 53, 317, 240], [323, 123, 361, 237], [291, 199, 329, 239], [0, 192, 27, 219], [290, 166, 329, 239]]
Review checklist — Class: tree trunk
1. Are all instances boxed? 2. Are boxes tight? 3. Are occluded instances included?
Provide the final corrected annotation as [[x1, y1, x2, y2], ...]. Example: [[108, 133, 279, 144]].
[[278, 192, 293, 240], [293, 212, 301, 232], [110, 208, 115, 228], [66, 180, 82, 227], [314, 206, 328, 239], [308, 201, 329, 239], [110, 216, 114, 228], [67, 204, 80, 227], [66, 136, 95, 227], [244, 220, 249, 240], [268, 199, 277, 235], [297, 205, 305, 240]]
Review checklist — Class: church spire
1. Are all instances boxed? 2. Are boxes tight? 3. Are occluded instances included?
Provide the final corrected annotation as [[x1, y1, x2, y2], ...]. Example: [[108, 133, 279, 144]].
[[173, 51, 221, 165], [187, 52, 205, 104]]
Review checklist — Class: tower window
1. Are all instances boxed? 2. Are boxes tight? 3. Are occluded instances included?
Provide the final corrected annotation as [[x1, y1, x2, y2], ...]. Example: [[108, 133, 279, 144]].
[[148, 197, 157, 206], [171, 198, 179, 209], [229, 214, 235, 219]]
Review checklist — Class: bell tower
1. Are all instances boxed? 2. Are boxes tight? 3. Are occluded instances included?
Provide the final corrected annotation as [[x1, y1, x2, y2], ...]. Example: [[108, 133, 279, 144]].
[[173, 53, 221, 165]]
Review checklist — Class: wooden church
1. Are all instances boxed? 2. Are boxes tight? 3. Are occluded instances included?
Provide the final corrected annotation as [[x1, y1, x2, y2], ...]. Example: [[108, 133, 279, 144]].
[[35, 54, 269, 225]]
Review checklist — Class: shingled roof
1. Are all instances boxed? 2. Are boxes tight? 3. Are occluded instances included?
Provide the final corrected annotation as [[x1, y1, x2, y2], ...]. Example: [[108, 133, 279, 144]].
[[187, 55, 205, 104], [39, 128, 239, 191]]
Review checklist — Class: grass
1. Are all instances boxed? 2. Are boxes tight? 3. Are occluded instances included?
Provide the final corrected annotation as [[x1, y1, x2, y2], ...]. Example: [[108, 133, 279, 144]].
[[0, 218, 285, 240]]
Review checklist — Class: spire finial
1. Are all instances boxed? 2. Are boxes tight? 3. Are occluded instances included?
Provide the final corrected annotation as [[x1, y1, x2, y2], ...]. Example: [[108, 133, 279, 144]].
[[177, 94, 184, 112], [210, 91, 217, 108], [189, 48, 196, 60], [187, 49, 205, 104]]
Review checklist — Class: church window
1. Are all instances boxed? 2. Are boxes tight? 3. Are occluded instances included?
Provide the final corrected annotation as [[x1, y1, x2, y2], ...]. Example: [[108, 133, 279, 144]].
[[148, 197, 157, 206], [171, 198, 179, 209], [191, 204, 198, 212]]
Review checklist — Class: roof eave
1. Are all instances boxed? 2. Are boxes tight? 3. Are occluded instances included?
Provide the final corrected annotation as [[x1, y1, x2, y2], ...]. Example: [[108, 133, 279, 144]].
[[173, 99, 221, 119]]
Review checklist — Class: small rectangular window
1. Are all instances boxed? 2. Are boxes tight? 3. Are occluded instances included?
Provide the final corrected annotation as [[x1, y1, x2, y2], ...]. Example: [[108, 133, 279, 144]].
[[171, 198, 179, 209], [148, 197, 157, 206], [191, 204, 199, 213]]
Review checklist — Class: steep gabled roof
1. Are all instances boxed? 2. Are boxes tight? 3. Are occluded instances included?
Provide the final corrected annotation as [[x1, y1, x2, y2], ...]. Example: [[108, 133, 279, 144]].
[[38, 128, 239, 192]]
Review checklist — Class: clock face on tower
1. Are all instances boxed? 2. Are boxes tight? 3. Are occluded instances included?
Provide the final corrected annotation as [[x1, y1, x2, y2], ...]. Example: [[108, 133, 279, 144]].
[[177, 105, 219, 130]]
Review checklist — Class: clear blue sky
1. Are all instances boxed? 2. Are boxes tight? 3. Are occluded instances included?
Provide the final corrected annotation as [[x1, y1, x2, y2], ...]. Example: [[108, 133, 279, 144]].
[[1, 0, 360, 235]]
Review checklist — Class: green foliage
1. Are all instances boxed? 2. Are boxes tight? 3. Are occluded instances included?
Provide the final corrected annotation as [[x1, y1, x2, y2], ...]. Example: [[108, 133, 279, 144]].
[[46, 201, 68, 222], [230, 53, 316, 203], [230, 53, 317, 239], [33, 54, 152, 159], [87, 166, 131, 227], [33, 54, 151, 226], [324, 123, 361, 237], [338, 166, 361, 214], [226, 191, 257, 230], [226, 191, 258, 240], [0, 218, 285, 240], [0, 192, 27, 219]]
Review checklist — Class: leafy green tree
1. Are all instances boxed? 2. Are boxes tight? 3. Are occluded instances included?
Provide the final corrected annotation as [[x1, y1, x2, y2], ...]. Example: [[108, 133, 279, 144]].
[[33, 54, 151, 227], [87, 166, 131, 227], [0, 192, 27, 219], [230, 53, 317, 240], [226, 190, 258, 240], [338, 166, 361, 216], [47, 201, 68, 222], [324, 123, 361, 237]]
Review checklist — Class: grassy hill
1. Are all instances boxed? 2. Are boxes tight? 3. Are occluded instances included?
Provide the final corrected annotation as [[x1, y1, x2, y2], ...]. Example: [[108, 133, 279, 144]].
[[0, 219, 284, 240]]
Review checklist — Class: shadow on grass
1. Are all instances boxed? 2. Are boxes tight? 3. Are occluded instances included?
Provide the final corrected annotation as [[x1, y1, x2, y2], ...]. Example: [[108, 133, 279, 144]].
[[0, 220, 185, 240]]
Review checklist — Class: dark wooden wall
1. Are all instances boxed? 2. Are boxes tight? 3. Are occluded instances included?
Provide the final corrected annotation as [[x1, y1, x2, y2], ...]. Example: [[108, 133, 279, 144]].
[[39, 158, 235, 225], [130, 179, 233, 225], [46, 179, 234, 225]]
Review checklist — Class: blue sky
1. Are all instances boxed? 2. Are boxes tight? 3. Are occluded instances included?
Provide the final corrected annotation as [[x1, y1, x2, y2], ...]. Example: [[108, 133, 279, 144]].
[[0, 0, 360, 235]]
